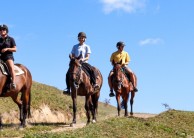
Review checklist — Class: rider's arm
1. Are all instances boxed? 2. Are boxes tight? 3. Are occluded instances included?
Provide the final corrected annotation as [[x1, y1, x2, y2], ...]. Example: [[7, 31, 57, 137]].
[[1, 46, 16, 53], [81, 53, 90, 62]]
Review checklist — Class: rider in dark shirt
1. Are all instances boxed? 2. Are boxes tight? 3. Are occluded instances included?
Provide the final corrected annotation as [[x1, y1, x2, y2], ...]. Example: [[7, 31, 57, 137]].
[[0, 24, 17, 90]]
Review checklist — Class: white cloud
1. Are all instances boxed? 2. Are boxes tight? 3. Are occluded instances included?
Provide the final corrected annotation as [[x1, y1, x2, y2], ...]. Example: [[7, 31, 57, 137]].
[[139, 38, 163, 46], [100, 0, 146, 14]]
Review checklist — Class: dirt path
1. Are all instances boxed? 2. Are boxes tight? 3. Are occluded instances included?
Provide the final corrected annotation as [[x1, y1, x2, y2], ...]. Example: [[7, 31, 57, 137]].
[[1, 105, 157, 133], [49, 113, 157, 133]]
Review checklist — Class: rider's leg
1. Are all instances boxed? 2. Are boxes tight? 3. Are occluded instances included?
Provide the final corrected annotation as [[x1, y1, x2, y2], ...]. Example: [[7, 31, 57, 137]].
[[63, 70, 70, 95], [82, 63, 100, 90], [6, 59, 16, 90], [124, 66, 138, 92], [92, 70, 100, 90], [108, 71, 115, 97]]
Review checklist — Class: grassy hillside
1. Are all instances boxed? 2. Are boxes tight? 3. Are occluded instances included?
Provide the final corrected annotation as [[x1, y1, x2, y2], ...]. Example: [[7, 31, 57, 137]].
[[1, 82, 194, 138], [24, 110, 194, 138], [0, 81, 116, 121], [0, 81, 117, 137]]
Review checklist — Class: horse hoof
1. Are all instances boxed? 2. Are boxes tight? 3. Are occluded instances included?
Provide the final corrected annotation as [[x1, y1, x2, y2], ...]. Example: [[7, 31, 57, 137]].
[[70, 123, 74, 127], [18, 126, 24, 130], [86, 122, 91, 125], [130, 112, 133, 116], [92, 120, 96, 123]]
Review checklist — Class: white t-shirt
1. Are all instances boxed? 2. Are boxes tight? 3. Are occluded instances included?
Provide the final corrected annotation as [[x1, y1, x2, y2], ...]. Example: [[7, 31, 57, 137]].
[[71, 43, 91, 62]]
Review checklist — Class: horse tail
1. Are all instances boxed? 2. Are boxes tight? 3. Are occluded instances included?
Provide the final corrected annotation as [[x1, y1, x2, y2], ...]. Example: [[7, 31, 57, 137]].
[[120, 100, 125, 109], [28, 92, 32, 118]]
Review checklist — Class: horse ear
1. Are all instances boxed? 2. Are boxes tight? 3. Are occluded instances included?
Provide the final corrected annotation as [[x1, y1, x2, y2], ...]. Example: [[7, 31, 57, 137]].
[[77, 54, 82, 60]]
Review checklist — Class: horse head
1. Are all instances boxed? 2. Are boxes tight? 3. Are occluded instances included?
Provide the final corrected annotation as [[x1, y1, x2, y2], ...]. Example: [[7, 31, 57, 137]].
[[112, 60, 124, 89], [69, 55, 82, 88]]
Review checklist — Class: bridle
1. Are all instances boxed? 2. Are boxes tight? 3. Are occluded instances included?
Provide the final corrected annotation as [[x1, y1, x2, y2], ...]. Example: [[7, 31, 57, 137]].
[[113, 65, 125, 90], [70, 60, 82, 89]]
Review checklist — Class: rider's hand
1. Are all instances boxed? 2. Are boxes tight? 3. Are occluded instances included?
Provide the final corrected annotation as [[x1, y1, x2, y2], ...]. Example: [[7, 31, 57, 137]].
[[79, 58, 84, 64], [1, 48, 8, 53], [121, 64, 126, 67]]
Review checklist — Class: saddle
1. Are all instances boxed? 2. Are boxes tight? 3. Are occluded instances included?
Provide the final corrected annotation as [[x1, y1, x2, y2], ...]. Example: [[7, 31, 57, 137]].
[[0, 61, 24, 95], [81, 63, 98, 84], [111, 67, 131, 83], [122, 68, 131, 82], [0, 61, 24, 76]]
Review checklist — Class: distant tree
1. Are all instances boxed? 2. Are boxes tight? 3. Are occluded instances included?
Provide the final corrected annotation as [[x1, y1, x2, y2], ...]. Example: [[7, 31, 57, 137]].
[[162, 103, 172, 110], [104, 98, 111, 107]]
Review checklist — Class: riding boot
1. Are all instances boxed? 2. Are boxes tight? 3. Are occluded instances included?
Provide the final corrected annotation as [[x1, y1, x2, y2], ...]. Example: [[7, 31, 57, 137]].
[[63, 88, 70, 95], [132, 83, 138, 92], [63, 71, 71, 95], [109, 89, 115, 97]]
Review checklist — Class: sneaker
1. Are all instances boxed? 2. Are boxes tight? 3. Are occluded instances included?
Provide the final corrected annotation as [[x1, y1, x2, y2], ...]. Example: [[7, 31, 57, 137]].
[[10, 83, 16, 90], [109, 90, 115, 97], [63, 89, 70, 95]]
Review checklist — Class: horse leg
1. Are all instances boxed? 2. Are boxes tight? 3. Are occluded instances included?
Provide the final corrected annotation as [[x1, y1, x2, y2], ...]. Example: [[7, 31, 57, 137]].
[[116, 93, 121, 116], [123, 93, 129, 117], [130, 91, 135, 116], [85, 95, 91, 125], [10, 94, 23, 126], [20, 90, 31, 128], [72, 97, 77, 124], [91, 94, 98, 123], [0, 116, 2, 130]]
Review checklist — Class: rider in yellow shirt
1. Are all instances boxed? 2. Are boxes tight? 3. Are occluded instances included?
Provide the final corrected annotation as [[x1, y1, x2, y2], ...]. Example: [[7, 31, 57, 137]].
[[108, 41, 138, 97]]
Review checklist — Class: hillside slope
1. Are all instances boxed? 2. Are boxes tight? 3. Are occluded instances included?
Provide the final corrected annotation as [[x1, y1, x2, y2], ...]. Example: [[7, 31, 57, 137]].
[[0, 81, 118, 124]]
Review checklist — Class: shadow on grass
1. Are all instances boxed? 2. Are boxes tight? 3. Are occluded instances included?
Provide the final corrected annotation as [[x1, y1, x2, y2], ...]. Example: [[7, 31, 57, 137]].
[[0, 122, 74, 129]]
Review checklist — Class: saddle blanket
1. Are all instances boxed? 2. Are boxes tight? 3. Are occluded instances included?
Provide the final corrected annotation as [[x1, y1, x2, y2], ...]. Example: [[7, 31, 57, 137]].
[[0, 64, 24, 76]]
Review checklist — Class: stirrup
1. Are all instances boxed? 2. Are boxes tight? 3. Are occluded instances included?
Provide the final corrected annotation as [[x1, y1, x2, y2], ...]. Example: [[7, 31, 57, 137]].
[[10, 83, 16, 90], [93, 83, 100, 89]]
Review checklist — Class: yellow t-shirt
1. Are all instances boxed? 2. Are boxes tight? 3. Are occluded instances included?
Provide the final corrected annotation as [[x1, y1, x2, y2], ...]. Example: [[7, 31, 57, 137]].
[[110, 51, 130, 65]]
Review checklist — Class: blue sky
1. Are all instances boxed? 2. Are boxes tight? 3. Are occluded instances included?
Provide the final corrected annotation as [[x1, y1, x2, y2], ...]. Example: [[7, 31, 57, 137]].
[[1, 0, 194, 114]]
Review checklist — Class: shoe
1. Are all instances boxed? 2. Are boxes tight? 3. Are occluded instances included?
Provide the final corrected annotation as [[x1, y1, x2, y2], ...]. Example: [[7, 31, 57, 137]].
[[63, 89, 70, 95], [133, 87, 138, 92], [109, 90, 115, 97], [10, 83, 16, 90]]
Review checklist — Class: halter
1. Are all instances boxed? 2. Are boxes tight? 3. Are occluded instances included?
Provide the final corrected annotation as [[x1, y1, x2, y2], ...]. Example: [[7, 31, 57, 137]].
[[113, 65, 125, 90], [71, 66, 82, 89], [69, 59, 83, 89]]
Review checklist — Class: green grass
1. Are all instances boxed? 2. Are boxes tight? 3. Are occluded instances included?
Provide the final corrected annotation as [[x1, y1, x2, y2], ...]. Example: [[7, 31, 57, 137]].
[[23, 110, 194, 138], [1, 82, 194, 138]]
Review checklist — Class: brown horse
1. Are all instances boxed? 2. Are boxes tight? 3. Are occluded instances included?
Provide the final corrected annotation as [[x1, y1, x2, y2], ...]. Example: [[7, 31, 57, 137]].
[[68, 57, 103, 126], [111, 61, 136, 116], [0, 62, 32, 129]]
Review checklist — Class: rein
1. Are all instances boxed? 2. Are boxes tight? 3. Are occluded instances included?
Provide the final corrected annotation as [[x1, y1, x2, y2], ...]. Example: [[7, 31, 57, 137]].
[[70, 65, 82, 88], [114, 66, 125, 89]]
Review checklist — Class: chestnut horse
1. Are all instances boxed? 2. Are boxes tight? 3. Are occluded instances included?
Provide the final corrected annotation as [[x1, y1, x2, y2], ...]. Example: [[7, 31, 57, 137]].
[[0, 62, 32, 128], [68, 57, 103, 126], [111, 61, 136, 116]]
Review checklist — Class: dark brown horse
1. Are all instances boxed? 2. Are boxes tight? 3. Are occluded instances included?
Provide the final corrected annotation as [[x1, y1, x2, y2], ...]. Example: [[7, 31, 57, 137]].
[[111, 61, 136, 116], [0, 63, 32, 129], [68, 57, 103, 126]]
